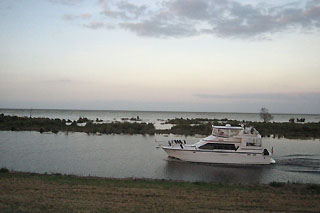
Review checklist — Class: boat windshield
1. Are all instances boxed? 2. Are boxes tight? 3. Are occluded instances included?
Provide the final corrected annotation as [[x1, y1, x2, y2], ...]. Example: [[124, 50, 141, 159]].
[[212, 128, 242, 137]]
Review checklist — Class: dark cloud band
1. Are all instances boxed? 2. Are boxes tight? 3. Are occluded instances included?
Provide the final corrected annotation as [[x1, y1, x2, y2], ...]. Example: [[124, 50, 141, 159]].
[[95, 0, 320, 39]]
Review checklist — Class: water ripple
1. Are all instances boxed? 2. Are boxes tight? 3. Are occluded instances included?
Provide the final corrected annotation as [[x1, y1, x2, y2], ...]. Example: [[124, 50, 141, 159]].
[[276, 154, 320, 174]]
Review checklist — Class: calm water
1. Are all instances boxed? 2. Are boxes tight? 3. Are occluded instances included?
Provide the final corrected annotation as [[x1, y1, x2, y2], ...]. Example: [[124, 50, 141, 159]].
[[1, 131, 319, 184]]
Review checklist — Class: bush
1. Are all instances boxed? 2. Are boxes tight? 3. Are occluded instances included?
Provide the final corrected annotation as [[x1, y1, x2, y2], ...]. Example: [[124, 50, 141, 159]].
[[307, 184, 320, 194], [52, 129, 59, 134], [269, 181, 285, 187], [77, 117, 90, 123], [0, 167, 9, 173]]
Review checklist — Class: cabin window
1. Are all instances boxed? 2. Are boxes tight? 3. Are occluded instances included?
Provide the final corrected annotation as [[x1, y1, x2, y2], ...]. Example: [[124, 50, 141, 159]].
[[199, 143, 236, 150], [246, 139, 262, 147]]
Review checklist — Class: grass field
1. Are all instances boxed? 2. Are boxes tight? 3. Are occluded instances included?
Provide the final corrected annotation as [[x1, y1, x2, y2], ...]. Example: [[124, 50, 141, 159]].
[[1, 171, 320, 212]]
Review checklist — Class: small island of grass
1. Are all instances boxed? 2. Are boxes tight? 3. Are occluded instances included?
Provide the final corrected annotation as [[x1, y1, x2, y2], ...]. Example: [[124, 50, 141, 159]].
[[1, 114, 320, 139], [0, 114, 155, 135]]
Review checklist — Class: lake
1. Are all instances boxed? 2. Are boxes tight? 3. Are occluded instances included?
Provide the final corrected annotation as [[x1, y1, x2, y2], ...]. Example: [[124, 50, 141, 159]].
[[1, 131, 319, 184]]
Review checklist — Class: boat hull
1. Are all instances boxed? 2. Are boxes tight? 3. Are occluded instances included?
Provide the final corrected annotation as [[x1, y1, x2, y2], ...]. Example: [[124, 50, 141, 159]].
[[162, 147, 274, 165]]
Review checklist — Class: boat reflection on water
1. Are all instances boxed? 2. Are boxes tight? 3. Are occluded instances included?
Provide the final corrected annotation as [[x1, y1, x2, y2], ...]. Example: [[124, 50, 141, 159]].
[[164, 158, 270, 184]]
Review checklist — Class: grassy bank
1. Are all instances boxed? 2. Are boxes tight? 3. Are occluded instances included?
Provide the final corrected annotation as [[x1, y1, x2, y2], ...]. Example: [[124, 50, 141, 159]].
[[1, 114, 320, 139], [1, 170, 320, 212]]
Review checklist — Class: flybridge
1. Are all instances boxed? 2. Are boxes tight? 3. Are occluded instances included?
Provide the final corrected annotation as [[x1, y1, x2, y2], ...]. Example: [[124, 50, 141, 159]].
[[212, 125, 243, 130]]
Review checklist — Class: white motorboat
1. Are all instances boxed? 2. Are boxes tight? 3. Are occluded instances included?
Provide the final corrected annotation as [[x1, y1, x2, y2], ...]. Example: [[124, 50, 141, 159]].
[[161, 124, 275, 165]]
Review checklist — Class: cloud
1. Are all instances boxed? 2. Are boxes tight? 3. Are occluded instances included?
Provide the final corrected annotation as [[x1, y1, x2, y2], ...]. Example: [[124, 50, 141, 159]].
[[62, 13, 91, 21], [120, 13, 198, 38], [83, 21, 115, 30], [165, 0, 320, 38], [91, 0, 320, 39], [48, 0, 83, 5], [120, 21, 197, 38], [194, 92, 320, 102], [117, 1, 147, 19], [99, 1, 147, 20]]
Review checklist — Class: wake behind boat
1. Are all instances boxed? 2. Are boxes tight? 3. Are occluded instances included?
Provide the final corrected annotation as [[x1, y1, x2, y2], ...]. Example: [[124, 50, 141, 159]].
[[160, 124, 275, 165]]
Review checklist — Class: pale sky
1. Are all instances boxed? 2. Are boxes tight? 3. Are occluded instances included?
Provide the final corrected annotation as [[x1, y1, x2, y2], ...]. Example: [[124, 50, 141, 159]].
[[1, 0, 320, 113]]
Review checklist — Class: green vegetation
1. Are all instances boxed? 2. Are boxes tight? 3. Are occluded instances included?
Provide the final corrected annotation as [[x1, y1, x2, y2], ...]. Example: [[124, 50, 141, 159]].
[[162, 117, 320, 139], [0, 167, 9, 173], [0, 114, 155, 135], [246, 121, 320, 139], [121, 116, 142, 121], [158, 123, 214, 135], [307, 184, 320, 194], [77, 117, 90, 123], [165, 117, 241, 125], [269, 181, 286, 187], [84, 121, 155, 135], [1, 114, 320, 138], [1, 171, 320, 212], [0, 114, 67, 133]]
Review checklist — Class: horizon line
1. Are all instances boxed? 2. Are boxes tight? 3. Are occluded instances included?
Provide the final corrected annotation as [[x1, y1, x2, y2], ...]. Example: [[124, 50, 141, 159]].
[[0, 107, 319, 116]]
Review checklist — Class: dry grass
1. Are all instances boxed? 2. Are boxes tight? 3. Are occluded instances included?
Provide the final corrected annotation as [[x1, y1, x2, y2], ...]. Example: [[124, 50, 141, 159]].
[[1, 172, 320, 212]]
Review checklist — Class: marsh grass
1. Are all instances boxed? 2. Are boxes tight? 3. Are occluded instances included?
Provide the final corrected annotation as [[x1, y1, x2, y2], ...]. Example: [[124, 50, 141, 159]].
[[269, 181, 285, 187], [164, 118, 320, 139], [1, 172, 320, 212], [0, 167, 9, 173], [0, 114, 155, 135], [1, 114, 320, 138], [307, 184, 320, 194]]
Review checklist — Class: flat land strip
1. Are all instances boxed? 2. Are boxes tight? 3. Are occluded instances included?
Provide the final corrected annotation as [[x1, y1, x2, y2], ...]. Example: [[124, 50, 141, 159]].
[[2, 114, 320, 138], [1, 172, 320, 212]]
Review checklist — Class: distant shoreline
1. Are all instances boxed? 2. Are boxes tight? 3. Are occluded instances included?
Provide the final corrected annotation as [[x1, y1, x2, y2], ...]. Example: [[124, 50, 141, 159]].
[[1, 169, 319, 212], [1, 107, 319, 115], [1, 114, 320, 139]]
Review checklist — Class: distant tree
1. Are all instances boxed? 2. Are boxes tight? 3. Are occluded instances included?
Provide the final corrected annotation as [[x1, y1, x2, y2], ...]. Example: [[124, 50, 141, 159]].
[[260, 107, 273, 123]]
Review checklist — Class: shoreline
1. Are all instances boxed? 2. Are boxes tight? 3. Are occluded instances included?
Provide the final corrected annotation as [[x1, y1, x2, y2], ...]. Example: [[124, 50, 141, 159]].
[[1, 114, 320, 139], [1, 170, 320, 212], [1, 107, 319, 115]]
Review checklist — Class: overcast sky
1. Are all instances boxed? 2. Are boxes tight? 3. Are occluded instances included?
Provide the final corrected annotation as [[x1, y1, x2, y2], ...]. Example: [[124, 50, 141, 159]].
[[1, 0, 320, 113]]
